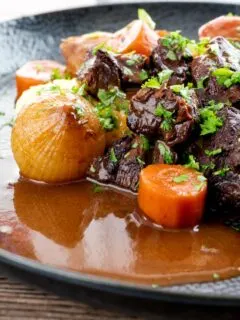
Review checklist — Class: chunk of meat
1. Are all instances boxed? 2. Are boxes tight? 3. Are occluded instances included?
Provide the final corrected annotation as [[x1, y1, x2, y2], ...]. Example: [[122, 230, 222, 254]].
[[87, 135, 149, 192], [60, 32, 112, 75], [127, 86, 199, 146], [77, 50, 121, 96], [191, 37, 240, 106], [187, 106, 240, 215], [150, 39, 189, 85], [77, 50, 148, 95]]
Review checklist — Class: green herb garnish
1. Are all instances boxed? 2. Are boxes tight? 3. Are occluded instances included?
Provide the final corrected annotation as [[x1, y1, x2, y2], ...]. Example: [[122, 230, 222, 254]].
[[184, 155, 200, 171], [205, 148, 222, 157], [173, 174, 189, 183], [93, 183, 103, 193], [213, 167, 230, 177], [136, 156, 145, 166], [158, 143, 174, 164], [154, 103, 173, 131], [139, 69, 149, 81], [110, 148, 118, 163], [142, 70, 173, 89], [212, 68, 240, 88], [199, 101, 224, 136], [140, 135, 150, 151]]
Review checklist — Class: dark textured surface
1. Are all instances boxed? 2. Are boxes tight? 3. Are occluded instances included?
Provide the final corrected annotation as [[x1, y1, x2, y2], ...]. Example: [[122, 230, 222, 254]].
[[0, 1, 240, 307]]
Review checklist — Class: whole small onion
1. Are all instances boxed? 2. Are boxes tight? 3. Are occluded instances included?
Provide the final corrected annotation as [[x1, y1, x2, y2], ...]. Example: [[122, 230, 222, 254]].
[[12, 83, 106, 183]]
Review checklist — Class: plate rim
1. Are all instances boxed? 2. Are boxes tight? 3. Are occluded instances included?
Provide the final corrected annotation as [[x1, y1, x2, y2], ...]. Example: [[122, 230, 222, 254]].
[[0, 0, 240, 306]]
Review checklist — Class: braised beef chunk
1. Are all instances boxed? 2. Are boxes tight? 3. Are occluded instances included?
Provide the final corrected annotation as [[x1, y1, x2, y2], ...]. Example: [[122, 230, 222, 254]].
[[127, 86, 199, 146], [77, 50, 121, 96], [87, 135, 150, 192], [191, 37, 240, 106], [87, 136, 133, 183], [152, 140, 177, 164], [150, 39, 189, 85], [187, 107, 240, 214], [77, 50, 148, 95]]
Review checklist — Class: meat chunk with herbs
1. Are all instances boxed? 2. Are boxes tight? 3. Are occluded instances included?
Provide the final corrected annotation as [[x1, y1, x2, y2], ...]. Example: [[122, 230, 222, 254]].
[[150, 32, 191, 85], [127, 85, 199, 146], [186, 106, 240, 215], [191, 37, 240, 106], [152, 140, 177, 164], [87, 135, 150, 192], [77, 50, 148, 96]]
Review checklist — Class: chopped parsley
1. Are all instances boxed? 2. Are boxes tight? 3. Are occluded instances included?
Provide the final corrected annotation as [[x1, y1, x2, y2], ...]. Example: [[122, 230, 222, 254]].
[[138, 8, 156, 30], [166, 50, 177, 61], [93, 183, 103, 193], [194, 175, 207, 191], [170, 84, 192, 102], [110, 148, 118, 163], [184, 155, 200, 171], [140, 135, 150, 151], [92, 42, 115, 55], [96, 87, 129, 131], [139, 69, 149, 81], [173, 174, 189, 183], [212, 68, 240, 88], [213, 167, 230, 177], [201, 162, 216, 171], [123, 66, 133, 76], [50, 68, 71, 81], [199, 101, 224, 136], [197, 75, 209, 89], [142, 69, 173, 89], [154, 103, 173, 131], [131, 142, 138, 149], [136, 156, 145, 166], [158, 143, 173, 164], [71, 83, 86, 96], [205, 148, 222, 157]]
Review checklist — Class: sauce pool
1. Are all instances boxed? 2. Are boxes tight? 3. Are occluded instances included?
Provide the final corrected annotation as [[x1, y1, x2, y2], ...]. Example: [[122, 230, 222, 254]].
[[0, 156, 240, 286]]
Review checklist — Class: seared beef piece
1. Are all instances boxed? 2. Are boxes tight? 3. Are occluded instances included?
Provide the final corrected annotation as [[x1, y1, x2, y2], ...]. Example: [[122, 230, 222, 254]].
[[115, 53, 147, 85], [77, 50, 121, 96], [87, 135, 149, 192], [150, 40, 189, 85], [127, 86, 199, 146], [187, 107, 240, 214], [77, 50, 147, 95], [87, 135, 133, 183], [191, 37, 240, 106], [152, 140, 177, 164], [116, 136, 147, 191]]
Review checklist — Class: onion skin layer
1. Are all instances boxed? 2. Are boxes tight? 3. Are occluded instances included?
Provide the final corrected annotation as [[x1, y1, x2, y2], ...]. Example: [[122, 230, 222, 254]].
[[11, 94, 106, 183]]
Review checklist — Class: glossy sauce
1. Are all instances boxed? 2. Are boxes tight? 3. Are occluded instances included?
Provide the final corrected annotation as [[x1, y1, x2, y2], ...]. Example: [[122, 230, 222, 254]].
[[0, 155, 240, 286]]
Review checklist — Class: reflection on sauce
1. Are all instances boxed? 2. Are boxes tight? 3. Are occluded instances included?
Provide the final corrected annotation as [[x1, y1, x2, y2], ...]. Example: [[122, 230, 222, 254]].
[[0, 157, 240, 286]]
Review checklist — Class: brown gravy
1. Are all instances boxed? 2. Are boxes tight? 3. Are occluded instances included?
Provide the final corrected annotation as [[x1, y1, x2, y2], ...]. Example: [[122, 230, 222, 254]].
[[0, 156, 240, 286]]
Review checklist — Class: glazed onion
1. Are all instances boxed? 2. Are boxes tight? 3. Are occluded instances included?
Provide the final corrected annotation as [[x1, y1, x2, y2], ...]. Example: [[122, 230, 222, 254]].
[[12, 82, 106, 183]]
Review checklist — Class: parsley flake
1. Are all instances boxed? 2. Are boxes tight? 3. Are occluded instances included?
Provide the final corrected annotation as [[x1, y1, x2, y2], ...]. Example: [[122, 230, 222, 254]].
[[213, 167, 230, 177], [205, 148, 222, 157], [158, 143, 173, 164], [173, 174, 189, 183], [199, 101, 224, 136], [184, 155, 200, 171], [110, 148, 118, 163]]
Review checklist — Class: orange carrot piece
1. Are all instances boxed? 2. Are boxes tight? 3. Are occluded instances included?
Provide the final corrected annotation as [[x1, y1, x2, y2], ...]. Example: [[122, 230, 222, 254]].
[[107, 20, 159, 57], [16, 60, 66, 98], [138, 164, 207, 229], [199, 15, 240, 40]]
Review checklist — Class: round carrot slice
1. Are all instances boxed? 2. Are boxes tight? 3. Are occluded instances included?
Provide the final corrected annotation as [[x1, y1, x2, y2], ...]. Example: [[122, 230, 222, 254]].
[[16, 60, 66, 99], [199, 15, 240, 40], [138, 164, 207, 229], [107, 20, 159, 57]]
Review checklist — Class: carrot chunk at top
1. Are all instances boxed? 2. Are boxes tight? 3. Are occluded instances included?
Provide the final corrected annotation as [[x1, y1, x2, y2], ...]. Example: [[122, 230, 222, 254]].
[[138, 164, 207, 229], [198, 15, 240, 40], [16, 60, 66, 99], [107, 20, 159, 57]]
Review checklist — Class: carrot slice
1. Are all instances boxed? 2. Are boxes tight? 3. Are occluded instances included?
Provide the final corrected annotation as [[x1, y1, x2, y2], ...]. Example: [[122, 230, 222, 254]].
[[138, 164, 207, 229], [16, 60, 66, 99], [199, 15, 240, 40], [107, 20, 159, 57]]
